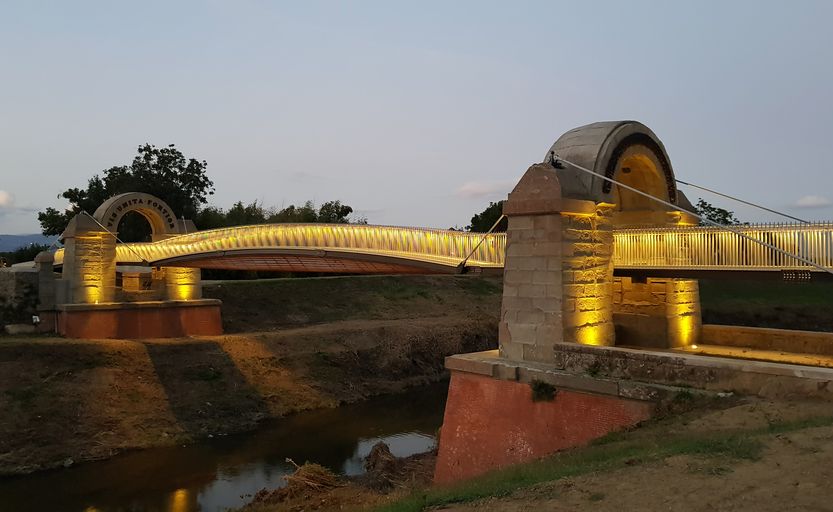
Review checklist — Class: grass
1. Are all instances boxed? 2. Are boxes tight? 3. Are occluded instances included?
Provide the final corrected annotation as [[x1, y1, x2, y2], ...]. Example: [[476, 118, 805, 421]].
[[698, 279, 833, 332], [699, 279, 832, 308], [5, 386, 40, 406], [203, 274, 502, 333], [373, 415, 833, 512]]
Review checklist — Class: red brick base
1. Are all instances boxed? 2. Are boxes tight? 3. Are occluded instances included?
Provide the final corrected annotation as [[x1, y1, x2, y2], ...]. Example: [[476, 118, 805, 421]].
[[434, 370, 654, 484], [56, 301, 223, 339]]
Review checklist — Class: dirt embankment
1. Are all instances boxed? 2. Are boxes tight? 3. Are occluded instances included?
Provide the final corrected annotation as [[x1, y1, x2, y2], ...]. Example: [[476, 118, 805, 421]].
[[0, 275, 501, 475], [237, 399, 833, 512]]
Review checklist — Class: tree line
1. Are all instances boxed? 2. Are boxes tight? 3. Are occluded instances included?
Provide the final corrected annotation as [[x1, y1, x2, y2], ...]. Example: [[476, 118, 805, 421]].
[[37, 144, 364, 242], [34, 143, 740, 245]]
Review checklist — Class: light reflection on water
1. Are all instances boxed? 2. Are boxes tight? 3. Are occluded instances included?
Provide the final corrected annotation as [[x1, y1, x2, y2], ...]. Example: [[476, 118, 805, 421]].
[[0, 382, 447, 512]]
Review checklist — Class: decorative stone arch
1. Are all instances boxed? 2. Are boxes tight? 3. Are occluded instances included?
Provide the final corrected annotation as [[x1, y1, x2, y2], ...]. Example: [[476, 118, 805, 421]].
[[93, 192, 181, 239], [545, 120, 696, 226]]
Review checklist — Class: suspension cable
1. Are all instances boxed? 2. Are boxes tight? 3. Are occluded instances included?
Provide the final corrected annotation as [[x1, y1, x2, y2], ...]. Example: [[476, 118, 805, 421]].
[[675, 178, 809, 224], [80, 211, 150, 265], [459, 214, 506, 269], [550, 154, 833, 275]]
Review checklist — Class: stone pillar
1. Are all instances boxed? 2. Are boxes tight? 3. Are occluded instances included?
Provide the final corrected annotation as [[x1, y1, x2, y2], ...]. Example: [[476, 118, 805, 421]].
[[34, 251, 56, 310], [499, 164, 615, 364], [61, 215, 117, 304], [612, 278, 701, 348], [152, 229, 202, 302], [165, 266, 202, 301]]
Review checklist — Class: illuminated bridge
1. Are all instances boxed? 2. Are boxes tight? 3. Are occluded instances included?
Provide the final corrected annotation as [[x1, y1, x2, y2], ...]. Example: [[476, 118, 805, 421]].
[[52, 221, 833, 279]]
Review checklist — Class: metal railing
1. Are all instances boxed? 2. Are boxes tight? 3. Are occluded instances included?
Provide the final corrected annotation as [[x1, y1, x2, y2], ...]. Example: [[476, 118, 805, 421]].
[[54, 223, 507, 269], [613, 222, 833, 271], [52, 221, 833, 273]]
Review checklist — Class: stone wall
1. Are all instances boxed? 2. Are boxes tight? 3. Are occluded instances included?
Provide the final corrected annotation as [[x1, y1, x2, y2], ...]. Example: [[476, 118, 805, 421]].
[[500, 213, 565, 362], [613, 277, 701, 348], [0, 268, 39, 325], [434, 367, 654, 483]]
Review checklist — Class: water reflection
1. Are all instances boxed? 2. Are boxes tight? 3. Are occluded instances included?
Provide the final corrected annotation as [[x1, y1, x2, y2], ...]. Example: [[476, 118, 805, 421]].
[[0, 382, 447, 512]]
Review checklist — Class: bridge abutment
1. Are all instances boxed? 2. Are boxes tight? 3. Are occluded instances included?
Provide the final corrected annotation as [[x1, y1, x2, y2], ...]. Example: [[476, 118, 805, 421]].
[[41, 193, 221, 339], [436, 120, 709, 484]]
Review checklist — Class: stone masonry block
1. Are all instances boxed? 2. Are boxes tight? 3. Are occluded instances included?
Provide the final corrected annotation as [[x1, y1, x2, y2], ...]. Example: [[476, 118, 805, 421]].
[[518, 284, 547, 298], [508, 216, 534, 230], [504, 270, 533, 285], [522, 344, 556, 363], [532, 270, 561, 286], [507, 323, 537, 344], [518, 256, 549, 271], [499, 341, 525, 361], [506, 242, 534, 258], [532, 297, 562, 313], [531, 241, 562, 256], [503, 284, 519, 297], [516, 310, 544, 324]]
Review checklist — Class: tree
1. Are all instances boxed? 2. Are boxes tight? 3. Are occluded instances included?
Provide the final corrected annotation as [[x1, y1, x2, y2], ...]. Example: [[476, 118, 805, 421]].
[[317, 200, 353, 223], [694, 199, 740, 225], [267, 201, 318, 223], [0, 243, 51, 266], [467, 201, 507, 232], [192, 199, 364, 230], [225, 201, 268, 227], [192, 206, 227, 231], [38, 144, 213, 241]]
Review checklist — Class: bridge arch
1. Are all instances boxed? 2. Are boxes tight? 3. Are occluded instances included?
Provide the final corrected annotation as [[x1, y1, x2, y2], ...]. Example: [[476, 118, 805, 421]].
[[93, 192, 180, 238], [546, 120, 695, 226]]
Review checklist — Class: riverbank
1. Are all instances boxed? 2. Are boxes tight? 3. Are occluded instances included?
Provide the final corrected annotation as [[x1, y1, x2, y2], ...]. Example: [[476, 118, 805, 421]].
[[0, 274, 827, 479], [0, 275, 501, 475], [237, 397, 833, 512]]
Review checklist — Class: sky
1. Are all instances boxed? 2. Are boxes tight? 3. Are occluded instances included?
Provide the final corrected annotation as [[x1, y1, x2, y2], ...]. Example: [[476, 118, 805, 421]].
[[2, 0, 833, 234]]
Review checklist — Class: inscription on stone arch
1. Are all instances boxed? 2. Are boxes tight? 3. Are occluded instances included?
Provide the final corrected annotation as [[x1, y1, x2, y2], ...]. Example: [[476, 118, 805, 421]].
[[92, 192, 180, 236]]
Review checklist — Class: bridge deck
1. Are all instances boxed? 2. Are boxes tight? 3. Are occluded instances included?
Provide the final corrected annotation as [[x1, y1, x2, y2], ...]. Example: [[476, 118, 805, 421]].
[[52, 222, 833, 277]]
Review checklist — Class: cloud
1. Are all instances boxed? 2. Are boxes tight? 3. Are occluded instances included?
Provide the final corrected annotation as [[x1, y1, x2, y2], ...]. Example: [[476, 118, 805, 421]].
[[0, 190, 39, 218], [0, 190, 13, 208], [455, 180, 514, 200], [793, 195, 832, 209]]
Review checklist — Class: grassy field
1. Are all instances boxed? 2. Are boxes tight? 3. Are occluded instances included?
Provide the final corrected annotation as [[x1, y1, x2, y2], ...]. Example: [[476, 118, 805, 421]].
[[203, 274, 502, 333], [699, 279, 833, 331]]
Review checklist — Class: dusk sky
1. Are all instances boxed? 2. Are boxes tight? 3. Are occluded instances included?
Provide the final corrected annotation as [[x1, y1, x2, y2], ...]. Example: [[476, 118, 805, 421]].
[[2, 1, 832, 234]]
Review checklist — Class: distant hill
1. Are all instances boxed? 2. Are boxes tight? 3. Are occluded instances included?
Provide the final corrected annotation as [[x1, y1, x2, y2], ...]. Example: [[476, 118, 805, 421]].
[[0, 234, 57, 252]]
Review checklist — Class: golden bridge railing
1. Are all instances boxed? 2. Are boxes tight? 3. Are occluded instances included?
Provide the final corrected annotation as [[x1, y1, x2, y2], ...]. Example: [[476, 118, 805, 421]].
[[613, 222, 833, 271], [52, 222, 833, 273], [54, 224, 507, 268]]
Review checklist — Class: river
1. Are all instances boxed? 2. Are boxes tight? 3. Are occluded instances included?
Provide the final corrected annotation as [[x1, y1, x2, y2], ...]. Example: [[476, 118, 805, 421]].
[[0, 382, 449, 512]]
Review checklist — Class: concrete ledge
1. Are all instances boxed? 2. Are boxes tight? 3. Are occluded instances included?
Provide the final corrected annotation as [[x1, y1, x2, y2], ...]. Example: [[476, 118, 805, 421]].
[[446, 350, 681, 402], [56, 299, 221, 312], [551, 342, 833, 399], [702, 324, 833, 356]]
